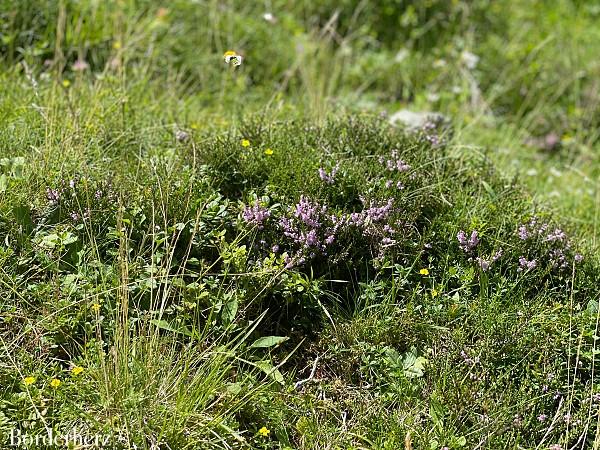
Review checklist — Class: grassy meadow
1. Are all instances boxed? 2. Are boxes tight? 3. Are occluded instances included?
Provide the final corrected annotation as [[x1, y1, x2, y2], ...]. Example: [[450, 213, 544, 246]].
[[1, 1, 600, 449]]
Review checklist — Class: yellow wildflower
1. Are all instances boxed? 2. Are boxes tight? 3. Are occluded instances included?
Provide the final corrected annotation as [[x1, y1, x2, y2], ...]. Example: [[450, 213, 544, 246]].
[[71, 366, 84, 376], [419, 268, 429, 276], [91, 303, 101, 313], [241, 139, 251, 148], [258, 426, 270, 437], [113, 41, 122, 50], [23, 376, 36, 386], [223, 50, 243, 66], [50, 378, 61, 388], [431, 289, 439, 298], [62, 79, 71, 88], [264, 148, 274, 156]]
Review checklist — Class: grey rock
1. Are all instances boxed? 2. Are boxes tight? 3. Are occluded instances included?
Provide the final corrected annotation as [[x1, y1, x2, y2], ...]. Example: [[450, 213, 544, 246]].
[[389, 109, 447, 131]]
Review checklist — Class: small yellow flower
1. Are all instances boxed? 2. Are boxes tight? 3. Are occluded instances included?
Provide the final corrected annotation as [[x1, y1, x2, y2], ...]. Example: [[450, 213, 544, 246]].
[[50, 378, 61, 388], [91, 303, 101, 313], [223, 50, 242, 66], [258, 426, 270, 437], [23, 376, 36, 386], [62, 79, 71, 88], [190, 122, 199, 130], [113, 41, 122, 50], [419, 268, 429, 276], [431, 289, 439, 298], [241, 139, 251, 148], [223, 50, 244, 67], [264, 148, 274, 156], [71, 366, 84, 376]]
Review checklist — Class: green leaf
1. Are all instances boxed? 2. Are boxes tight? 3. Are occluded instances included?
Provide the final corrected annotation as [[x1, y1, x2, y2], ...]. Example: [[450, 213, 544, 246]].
[[403, 346, 428, 378], [13, 204, 33, 232], [221, 297, 238, 325], [429, 398, 446, 431], [226, 382, 243, 395], [452, 436, 467, 447], [255, 360, 284, 384], [481, 180, 496, 197], [149, 319, 192, 337], [250, 336, 288, 349]]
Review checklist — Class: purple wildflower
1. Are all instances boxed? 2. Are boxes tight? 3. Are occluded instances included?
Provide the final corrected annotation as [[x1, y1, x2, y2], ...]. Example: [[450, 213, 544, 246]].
[[304, 229, 319, 247], [476, 257, 490, 272], [46, 188, 61, 204], [72, 59, 89, 71], [383, 149, 411, 172], [537, 414, 547, 422], [575, 254, 583, 263], [518, 225, 529, 240], [457, 230, 479, 252], [175, 130, 190, 143], [295, 195, 325, 228], [318, 164, 339, 184], [518, 256, 537, 271], [242, 201, 270, 229], [546, 228, 566, 242], [492, 249, 503, 261]]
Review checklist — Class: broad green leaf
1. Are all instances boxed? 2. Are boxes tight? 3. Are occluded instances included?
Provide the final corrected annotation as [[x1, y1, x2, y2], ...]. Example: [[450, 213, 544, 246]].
[[221, 298, 238, 325], [13, 204, 33, 232], [149, 319, 192, 337], [452, 436, 467, 447], [403, 347, 428, 378], [255, 360, 284, 384], [250, 336, 288, 349]]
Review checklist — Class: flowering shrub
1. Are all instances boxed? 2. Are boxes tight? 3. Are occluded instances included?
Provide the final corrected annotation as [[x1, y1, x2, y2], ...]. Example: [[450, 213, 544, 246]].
[[43, 177, 118, 230], [515, 217, 582, 272]]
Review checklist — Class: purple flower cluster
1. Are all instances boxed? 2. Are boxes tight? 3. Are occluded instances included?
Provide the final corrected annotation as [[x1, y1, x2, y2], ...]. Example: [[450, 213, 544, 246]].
[[379, 149, 411, 173], [278, 196, 340, 264], [476, 249, 502, 272], [318, 164, 339, 184], [384, 179, 404, 190], [242, 201, 271, 229], [518, 256, 537, 271], [518, 217, 562, 242], [345, 198, 395, 228], [45, 178, 81, 206], [276, 195, 399, 267], [516, 217, 583, 270], [457, 230, 480, 252], [46, 188, 61, 205], [420, 119, 447, 147]]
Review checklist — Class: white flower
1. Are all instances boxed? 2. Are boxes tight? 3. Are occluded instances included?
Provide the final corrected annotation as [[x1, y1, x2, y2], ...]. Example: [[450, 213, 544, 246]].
[[263, 12, 276, 23], [460, 50, 479, 69]]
